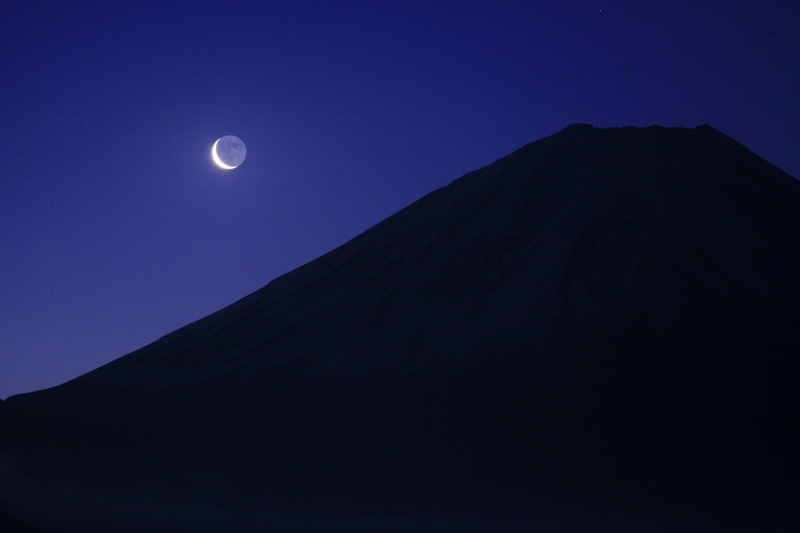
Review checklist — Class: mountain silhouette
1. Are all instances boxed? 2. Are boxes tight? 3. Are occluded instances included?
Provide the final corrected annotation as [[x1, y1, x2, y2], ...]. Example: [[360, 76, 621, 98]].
[[2, 124, 798, 532]]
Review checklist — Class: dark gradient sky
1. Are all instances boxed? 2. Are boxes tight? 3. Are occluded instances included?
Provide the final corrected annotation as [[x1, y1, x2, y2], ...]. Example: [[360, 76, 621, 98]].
[[1, 0, 798, 399]]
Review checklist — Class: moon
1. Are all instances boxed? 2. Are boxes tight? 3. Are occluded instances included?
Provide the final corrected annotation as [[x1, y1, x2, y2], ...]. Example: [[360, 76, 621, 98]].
[[212, 136, 246, 169]]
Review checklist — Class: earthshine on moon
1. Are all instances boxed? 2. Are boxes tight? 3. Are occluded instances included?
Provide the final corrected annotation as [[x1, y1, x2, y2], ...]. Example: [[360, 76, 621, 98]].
[[212, 136, 246, 169]]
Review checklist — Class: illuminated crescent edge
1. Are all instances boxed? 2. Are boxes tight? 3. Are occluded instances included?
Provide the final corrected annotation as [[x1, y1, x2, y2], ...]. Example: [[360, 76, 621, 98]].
[[212, 139, 237, 169]]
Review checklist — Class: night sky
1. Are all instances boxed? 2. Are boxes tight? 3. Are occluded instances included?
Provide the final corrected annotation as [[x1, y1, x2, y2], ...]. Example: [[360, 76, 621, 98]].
[[1, 0, 798, 400]]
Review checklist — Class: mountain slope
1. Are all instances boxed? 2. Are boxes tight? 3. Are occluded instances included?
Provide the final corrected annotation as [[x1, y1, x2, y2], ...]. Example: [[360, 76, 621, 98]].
[[35, 124, 800, 390], [2, 124, 799, 532]]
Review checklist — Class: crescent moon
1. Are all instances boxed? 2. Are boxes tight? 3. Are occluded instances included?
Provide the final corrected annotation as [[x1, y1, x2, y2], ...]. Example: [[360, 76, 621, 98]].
[[212, 140, 237, 169]]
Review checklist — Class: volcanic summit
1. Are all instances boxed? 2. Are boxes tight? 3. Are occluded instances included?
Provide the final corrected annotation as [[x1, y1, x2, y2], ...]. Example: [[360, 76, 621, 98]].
[[2, 124, 799, 532]]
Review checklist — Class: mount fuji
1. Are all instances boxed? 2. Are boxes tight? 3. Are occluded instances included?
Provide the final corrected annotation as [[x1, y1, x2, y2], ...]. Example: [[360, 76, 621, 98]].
[[2, 124, 798, 532]]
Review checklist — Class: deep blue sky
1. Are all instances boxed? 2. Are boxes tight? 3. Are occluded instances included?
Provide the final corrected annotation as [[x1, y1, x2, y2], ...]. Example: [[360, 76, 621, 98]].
[[1, 0, 798, 399]]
